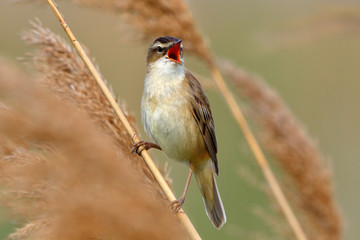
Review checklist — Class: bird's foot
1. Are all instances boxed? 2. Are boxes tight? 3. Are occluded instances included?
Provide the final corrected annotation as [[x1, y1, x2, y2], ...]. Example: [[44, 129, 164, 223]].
[[131, 141, 161, 155], [170, 197, 185, 213]]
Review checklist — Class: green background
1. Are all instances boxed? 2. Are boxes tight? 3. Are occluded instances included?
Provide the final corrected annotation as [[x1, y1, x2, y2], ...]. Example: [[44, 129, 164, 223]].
[[0, 0, 359, 239]]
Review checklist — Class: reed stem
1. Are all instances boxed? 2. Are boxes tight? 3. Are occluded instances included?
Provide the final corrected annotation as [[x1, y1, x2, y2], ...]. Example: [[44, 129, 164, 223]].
[[210, 66, 307, 240], [45, 1, 201, 239]]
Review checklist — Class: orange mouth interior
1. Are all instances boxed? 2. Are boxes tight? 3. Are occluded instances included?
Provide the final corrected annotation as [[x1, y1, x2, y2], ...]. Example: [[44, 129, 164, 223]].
[[167, 42, 181, 63]]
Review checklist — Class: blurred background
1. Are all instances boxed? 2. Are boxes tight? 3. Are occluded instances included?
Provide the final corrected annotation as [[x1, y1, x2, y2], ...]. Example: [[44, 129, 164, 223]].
[[0, 0, 359, 239]]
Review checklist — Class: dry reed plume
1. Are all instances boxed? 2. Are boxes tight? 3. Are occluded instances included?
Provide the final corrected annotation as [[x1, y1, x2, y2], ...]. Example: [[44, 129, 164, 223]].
[[16, 0, 343, 239], [0, 58, 186, 239], [23, 13, 200, 239], [219, 60, 342, 240], [64, 0, 312, 239], [22, 20, 170, 202], [72, 0, 213, 65]]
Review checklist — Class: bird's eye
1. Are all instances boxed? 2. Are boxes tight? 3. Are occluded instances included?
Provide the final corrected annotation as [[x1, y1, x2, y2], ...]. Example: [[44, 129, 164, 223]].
[[157, 46, 163, 52]]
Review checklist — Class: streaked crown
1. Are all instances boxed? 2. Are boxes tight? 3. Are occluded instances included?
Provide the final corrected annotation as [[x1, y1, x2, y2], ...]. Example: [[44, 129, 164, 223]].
[[147, 36, 183, 65]]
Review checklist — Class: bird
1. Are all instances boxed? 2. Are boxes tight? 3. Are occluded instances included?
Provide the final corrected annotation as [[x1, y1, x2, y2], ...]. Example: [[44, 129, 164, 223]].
[[132, 36, 226, 229]]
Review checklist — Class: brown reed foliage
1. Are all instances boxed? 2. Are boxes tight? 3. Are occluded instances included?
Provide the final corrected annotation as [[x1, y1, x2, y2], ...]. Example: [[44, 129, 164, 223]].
[[21, 1, 342, 239], [22, 20, 170, 201], [219, 60, 342, 240], [67, 1, 309, 239], [0, 58, 187, 239], [73, 0, 213, 65]]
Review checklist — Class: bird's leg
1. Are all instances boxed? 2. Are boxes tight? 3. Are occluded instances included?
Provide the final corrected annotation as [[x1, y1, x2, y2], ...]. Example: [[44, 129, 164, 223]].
[[131, 140, 162, 155], [170, 169, 193, 213]]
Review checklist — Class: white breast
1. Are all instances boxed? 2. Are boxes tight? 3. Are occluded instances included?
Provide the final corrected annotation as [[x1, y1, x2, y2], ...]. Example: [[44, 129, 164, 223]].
[[141, 58, 202, 162], [144, 57, 185, 98]]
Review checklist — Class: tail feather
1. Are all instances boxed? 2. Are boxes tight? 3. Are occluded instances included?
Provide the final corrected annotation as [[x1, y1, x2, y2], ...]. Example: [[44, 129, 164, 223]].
[[209, 176, 226, 228], [194, 163, 226, 229]]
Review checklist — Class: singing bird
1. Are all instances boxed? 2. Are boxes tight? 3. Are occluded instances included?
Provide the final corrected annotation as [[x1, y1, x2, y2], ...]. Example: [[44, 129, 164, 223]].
[[133, 36, 226, 228]]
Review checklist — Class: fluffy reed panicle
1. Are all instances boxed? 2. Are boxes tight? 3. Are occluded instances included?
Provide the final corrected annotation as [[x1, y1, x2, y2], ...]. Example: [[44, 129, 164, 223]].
[[18, 1, 342, 239], [63, 1, 339, 238], [0, 58, 186, 239], [22, 20, 132, 152], [22, 20, 169, 200], [219, 60, 342, 240], [73, 0, 213, 64]]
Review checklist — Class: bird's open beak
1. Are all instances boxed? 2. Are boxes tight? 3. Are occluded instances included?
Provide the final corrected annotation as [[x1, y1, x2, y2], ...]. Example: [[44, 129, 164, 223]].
[[167, 40, 182, 64]]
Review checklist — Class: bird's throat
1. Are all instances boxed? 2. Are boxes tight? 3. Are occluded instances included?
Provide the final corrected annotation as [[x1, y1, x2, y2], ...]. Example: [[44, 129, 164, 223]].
[[148, 57, 185, 83], [167, 42, 181, 63]]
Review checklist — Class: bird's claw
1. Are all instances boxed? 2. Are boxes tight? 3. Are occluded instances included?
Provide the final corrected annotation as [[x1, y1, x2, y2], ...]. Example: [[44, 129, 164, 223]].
[[131, 141, 146, 156], [170, 197, 185, 213]]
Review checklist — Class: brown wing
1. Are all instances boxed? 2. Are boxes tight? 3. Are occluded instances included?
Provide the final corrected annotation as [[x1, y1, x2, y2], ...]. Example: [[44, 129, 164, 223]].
[[186, 70, 219, 175]]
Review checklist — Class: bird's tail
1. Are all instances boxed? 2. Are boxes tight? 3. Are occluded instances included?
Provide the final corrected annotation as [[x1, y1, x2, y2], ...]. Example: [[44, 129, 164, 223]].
[[194, 162, 226, 229]]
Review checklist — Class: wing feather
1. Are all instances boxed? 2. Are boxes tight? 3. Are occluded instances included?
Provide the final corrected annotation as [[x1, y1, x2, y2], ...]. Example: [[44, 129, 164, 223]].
[[186, 71, 219, 175]]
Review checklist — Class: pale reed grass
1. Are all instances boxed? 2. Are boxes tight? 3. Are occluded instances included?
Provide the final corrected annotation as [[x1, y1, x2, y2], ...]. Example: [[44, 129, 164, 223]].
[[73, 0, 213, 65], [76, 0, 310, 239], [22, 19, 165, 200], [19, 0, 342, 239], [0, 58, 187, 239], [8, 220, 50, 240], [63, 0, 312, 239], [219, 60, 342, 240], [25, 4, 200, 239]]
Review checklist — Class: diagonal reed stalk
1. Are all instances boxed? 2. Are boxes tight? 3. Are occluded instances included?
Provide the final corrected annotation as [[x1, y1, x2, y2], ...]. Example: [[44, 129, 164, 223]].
[[83, 0, 308, 237], [45, 0, 200, 239], [219, 60, 341, 239], [0, 57, 187, 240], [209, 66, 307, 240], [46, 1, 307, 239]]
